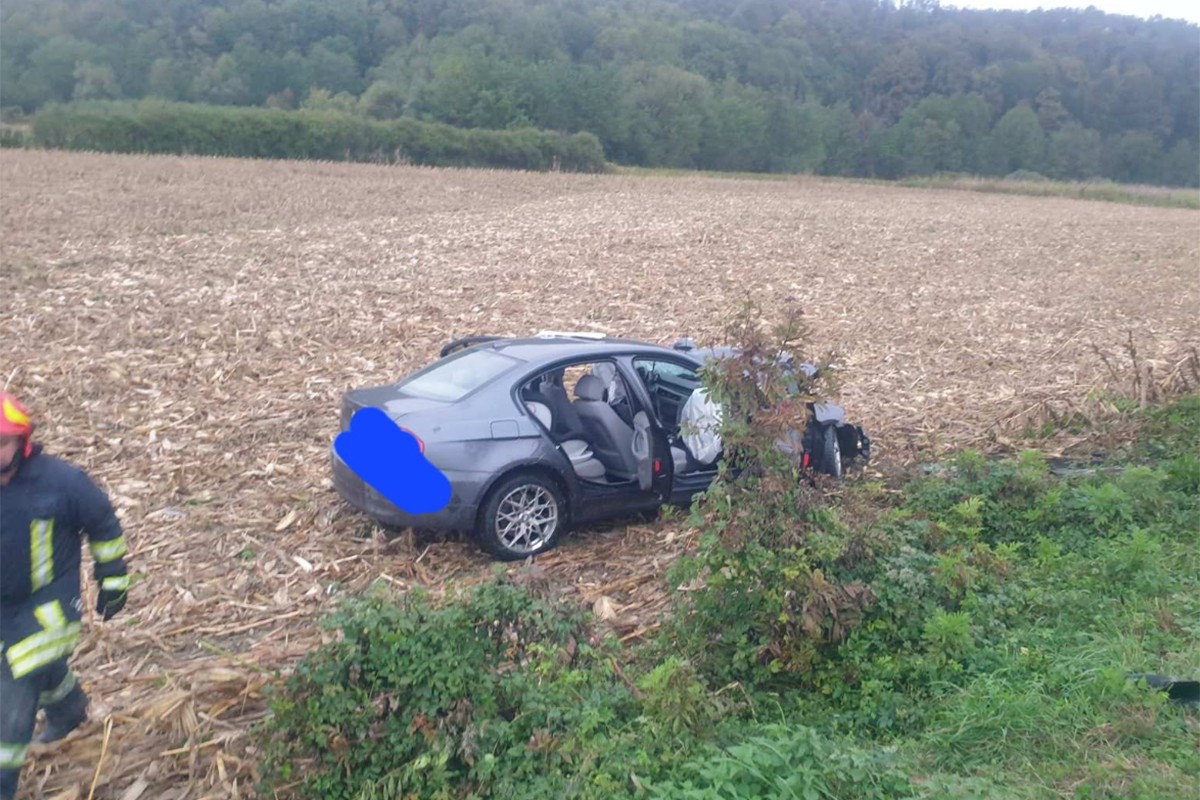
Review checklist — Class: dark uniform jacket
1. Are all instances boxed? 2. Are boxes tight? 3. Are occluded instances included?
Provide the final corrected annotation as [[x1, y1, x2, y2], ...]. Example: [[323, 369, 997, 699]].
[[0, 445, 129, 680]]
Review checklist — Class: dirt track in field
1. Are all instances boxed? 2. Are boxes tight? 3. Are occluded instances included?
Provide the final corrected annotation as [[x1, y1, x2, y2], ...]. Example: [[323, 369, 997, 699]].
[[2, 149, 1197, 799]]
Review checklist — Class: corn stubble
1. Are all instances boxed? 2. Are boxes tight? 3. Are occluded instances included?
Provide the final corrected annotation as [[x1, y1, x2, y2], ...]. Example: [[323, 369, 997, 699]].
[[1, 148, 1196, 799]]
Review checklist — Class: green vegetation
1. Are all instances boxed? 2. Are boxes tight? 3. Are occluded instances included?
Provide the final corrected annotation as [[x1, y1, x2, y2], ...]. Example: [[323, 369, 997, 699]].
[[0, 123, 31, 149], [254, 303, 1200, 799], [606, 166, 1200, 210], [2, 0, 1196, 186], [19, 98, 607, 172], [895, 174, 1200, 209]]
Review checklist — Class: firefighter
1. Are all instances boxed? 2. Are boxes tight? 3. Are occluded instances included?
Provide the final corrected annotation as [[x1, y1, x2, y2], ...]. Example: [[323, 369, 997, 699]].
[[0, 392, 131, 800]]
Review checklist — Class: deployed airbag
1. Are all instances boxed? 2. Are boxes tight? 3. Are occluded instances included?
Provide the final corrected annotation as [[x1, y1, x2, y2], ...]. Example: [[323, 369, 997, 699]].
[[680, 386, 723, 465]]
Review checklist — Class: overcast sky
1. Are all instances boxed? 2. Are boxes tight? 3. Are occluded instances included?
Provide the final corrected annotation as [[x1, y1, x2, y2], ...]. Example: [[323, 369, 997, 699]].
[[942, 1, 1200, 24]]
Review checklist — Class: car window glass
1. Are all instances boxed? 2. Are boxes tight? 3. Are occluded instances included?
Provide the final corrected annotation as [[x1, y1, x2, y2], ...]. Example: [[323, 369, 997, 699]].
[[633, 358, 699, 387], [632, 358, 701, 426], [398, 349, 517, 401], [526, 360, 634, 422], [535, 361, 621, 402], [561, 364, 593, 399]]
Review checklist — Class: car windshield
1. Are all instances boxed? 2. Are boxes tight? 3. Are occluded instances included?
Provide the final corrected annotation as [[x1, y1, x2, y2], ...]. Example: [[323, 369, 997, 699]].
[[397, 349, 519, 402]]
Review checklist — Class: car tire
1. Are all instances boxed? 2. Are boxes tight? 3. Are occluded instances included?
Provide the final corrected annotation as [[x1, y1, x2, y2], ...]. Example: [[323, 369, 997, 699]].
[[476, 471, 567, 561], [820, 424, 842, 478]]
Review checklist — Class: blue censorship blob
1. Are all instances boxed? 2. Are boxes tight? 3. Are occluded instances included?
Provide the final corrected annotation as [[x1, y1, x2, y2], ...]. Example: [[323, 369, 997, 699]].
[[334, 407, 452, 515]]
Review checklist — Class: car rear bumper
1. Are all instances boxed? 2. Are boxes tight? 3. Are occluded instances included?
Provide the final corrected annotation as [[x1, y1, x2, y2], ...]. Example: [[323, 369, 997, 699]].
[[330, 445, 477, 532]]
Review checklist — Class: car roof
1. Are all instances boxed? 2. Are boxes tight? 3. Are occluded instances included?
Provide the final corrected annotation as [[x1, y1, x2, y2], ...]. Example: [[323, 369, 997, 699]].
[[459, 333, 706, 365]]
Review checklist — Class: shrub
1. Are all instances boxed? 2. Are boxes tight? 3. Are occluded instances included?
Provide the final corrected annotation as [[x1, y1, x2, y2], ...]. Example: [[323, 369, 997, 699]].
[[256, 568, 647, 800], [0, 125, 31, 148], [662, 299, 880, 691]]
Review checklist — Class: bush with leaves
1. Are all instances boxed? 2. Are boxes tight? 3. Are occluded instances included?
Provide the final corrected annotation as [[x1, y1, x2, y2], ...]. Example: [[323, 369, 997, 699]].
[[663, 298, 881, 691], [255, 567, 659, 800], [253, 564, 758, 800]]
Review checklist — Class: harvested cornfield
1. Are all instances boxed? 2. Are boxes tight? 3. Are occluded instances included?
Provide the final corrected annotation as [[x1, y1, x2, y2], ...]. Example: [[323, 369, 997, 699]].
[[1, 149, 1197, 799]]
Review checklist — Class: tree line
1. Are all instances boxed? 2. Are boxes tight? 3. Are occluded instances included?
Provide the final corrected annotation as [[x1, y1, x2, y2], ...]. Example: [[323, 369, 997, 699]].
[[2, 0, 1197, 185]]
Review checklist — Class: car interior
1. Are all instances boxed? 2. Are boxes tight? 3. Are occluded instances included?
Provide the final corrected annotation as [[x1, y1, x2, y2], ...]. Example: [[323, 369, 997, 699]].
[[519, 359, 711, 486], [632, 358, 721, 475]]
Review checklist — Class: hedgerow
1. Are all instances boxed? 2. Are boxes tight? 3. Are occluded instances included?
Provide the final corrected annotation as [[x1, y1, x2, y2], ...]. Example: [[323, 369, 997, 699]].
[[28, 99, 609, 173]]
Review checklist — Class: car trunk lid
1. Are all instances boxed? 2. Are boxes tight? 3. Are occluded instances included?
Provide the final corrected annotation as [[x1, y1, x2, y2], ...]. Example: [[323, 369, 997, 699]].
[[339, 384, 443, 431]]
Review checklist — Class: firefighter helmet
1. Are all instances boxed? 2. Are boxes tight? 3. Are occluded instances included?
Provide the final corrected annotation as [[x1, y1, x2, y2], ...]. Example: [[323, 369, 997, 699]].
[[1, 391, 35, 458]]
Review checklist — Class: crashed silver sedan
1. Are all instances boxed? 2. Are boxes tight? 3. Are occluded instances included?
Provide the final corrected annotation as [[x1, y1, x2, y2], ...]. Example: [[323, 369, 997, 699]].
[[331, 331, 869, 560]]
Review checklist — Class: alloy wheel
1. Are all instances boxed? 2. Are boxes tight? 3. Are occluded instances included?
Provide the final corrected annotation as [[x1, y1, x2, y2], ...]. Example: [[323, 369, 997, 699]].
[[493, 483, 559, 553]]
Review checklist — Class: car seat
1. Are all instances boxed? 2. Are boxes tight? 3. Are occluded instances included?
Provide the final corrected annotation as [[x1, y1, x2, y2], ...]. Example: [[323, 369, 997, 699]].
[[573, 374, 640, 480], [590, 362, 633, 425], [523, 387, 606, 480], [536, 374, 591, 441]]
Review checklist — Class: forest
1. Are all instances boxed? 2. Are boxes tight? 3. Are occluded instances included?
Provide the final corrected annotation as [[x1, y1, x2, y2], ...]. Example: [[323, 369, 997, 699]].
[[2, 0, 1197, 185]]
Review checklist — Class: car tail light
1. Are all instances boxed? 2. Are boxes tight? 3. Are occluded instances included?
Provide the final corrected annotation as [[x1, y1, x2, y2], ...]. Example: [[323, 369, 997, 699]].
[[654, 458, 661, 474], [401, 427, 424, 454]]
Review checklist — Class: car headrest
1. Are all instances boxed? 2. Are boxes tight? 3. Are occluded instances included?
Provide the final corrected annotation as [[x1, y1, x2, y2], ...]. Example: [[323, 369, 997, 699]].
[[574, 374, 605, 402]]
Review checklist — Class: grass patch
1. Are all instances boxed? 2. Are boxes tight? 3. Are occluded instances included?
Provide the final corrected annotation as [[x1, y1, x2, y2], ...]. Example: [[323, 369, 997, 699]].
[[609, 164, 798, 182], [612, 164, 1199, 208], [897, 173, 1200, 209]]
